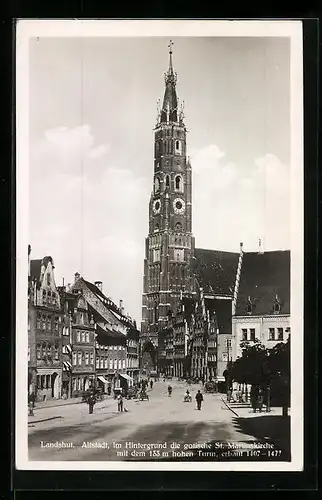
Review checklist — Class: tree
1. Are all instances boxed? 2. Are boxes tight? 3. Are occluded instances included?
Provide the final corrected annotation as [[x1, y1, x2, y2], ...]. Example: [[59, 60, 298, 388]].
[[230, 340, 269, 385]]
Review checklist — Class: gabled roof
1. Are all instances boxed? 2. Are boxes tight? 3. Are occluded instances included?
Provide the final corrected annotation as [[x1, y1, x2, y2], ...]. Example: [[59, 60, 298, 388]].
[[96, 324, 126, 346], [235, 250, 290, 316], [194, 248, 239, 297], [30, 256, 54, 281]]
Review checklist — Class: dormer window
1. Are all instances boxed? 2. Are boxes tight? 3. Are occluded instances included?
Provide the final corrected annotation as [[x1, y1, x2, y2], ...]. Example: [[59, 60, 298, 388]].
[[273, 296, 281, 314], [246, 297, 252, 315]]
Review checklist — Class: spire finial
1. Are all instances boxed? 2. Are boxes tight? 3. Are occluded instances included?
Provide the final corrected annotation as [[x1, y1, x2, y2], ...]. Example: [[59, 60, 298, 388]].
[[168, 40, 174, 72]]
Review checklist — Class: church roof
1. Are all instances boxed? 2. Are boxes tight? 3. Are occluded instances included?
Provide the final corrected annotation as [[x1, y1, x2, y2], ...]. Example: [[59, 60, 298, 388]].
[[194, 248, 239, 297], [235, 250, 290, 316]]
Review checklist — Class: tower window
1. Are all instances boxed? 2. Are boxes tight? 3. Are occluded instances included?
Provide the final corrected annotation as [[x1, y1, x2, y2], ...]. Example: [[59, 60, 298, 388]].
[[175, 175, 183, 192], [154, 177, 160, 193], [165, 175, 170, 188], [175, 222, 182, 231], [173, 249, 184, 262]]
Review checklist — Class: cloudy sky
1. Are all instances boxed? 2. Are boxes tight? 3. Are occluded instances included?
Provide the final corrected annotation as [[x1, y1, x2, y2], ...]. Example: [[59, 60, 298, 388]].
[[29, 36, 290, 323]]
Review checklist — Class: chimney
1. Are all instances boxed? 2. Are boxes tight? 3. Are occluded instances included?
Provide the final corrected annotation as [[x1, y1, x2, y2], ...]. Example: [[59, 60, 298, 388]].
[[239, 242, 243, 253], [74, 272, 80, 284], [28, 245, 31, 277], [95, 281, 103, 292], [258, 238, 264, 254]]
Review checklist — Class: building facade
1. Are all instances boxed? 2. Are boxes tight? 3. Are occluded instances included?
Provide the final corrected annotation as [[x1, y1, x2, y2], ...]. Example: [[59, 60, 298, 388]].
[[232, 249, 291, 360], [28, 253, 63, 401], [141, 44, 195, 367]]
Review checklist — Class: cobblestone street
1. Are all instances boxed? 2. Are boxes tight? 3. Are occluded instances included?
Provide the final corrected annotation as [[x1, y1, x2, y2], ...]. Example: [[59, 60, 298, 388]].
[[28, 380, 290, 461]]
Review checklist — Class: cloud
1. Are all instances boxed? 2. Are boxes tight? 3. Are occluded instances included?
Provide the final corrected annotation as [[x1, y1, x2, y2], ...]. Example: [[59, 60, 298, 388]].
[[30, 125, 149, 323], [191, 145, 290, 252]]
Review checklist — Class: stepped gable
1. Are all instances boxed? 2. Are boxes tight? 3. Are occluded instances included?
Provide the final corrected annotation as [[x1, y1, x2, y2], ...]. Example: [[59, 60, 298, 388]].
[[235, 250, 290, 316], [194, 248, 239, 297]]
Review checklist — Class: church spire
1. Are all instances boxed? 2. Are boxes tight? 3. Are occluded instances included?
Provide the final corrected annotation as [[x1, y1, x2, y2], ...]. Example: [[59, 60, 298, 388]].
[[160, 40, 180, 124]]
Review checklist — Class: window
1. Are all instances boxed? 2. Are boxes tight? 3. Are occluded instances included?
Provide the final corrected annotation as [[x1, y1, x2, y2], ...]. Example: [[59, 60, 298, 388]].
[[78, 378, 81, 391], [154, 177, 160, 193], [104, 358, 108, 369], [78, 351, 82, 365], [42, 315, 46, 330], [81, 332, 85, 343], [175, 140, 180, 152], [114, 359, 117, 369], [118, 360, 122, 369], [242, 328, 248, 341], [274, 302, 281, 314], [54, 317, 59, 331], [73, 378, 77, 391], [76, 331, 80, 342], [175, 175, 183, 192], [226, 339, 232, 348], [165, 175, 170, 188], [47, 315, 51, 330], [90, 352, 94, 365], [99, 358, 103, 368], [249, 329, 255, 341], [114, 346, 117, 350], [153, 248, 161, 262], [175, 222, 182, 232], [72, 352, 77, 366], [269, 328, 275, 341], [54, 347, 59, 360], [36, 345, 41, 360], [84, 352, 89, 365], [109, 360, 113, 370], [174, 248, 184, 262], [96, 357, 100, 369], [277, 328, 284, 340], [122, 359, 126, 369]]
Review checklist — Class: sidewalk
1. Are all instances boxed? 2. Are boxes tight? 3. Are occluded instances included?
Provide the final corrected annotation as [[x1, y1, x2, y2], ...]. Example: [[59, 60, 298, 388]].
[[33, 396, 83, 410]]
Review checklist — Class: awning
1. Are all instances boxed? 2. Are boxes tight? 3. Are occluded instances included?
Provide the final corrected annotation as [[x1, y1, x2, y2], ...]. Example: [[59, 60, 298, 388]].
[[63, 361, 72, 371], [97, 375, 108, 384], [119, 373, 134, 382]]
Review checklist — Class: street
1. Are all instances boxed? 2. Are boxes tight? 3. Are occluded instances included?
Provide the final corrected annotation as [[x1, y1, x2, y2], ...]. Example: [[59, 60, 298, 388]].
[[28, 380, 290, 461]]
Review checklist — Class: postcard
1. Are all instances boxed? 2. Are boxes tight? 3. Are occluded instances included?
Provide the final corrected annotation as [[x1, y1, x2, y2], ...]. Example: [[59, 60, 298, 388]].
[[16, 19, 303, 471]]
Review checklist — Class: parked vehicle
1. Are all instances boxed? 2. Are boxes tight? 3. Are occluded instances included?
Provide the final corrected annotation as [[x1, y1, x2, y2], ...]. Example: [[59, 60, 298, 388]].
[[126, 386, 138, 400], [139, 390, 149, 401]]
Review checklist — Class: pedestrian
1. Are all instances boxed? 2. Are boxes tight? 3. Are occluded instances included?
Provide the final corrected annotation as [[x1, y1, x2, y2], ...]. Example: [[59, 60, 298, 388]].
[[257, 387, 264, 412], [28, 392, 35, 416], [168, 385, 172, 397], [195, 390, 204, 410], [227, 386, 232, 403], [250, 385, 259, 413], [117, 393, 124, 412], [87, 392, 96, 414], [150, 379, 153, 390]]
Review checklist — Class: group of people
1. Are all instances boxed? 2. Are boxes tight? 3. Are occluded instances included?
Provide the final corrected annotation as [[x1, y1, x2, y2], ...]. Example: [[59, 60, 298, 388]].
[[167, 385, 204, 410]]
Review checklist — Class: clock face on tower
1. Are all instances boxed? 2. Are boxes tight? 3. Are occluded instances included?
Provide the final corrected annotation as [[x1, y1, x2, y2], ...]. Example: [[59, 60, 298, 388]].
[[153, 199, 161, 214], [173, 198, 185, 215]]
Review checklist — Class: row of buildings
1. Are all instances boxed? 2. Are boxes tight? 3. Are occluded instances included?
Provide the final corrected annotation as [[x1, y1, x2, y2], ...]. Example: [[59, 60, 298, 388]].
[[150, 244, 291, 383], [28, 246, 140, 401]]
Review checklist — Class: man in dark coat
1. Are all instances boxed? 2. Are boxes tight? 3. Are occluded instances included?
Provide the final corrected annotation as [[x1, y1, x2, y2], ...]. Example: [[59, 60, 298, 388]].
[[87, 392, 96, 414], [195, 390, 204, 410]]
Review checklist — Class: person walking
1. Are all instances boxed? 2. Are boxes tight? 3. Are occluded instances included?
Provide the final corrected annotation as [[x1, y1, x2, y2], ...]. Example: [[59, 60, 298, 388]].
[[250, 385, 259, 413], [168, 385, 172, 397], [150, 379, 153, 390], [117, 393, 124, 412], [28, 392, 35, 416], [87, 392, 96, 414], [195, 390, 204, 410]]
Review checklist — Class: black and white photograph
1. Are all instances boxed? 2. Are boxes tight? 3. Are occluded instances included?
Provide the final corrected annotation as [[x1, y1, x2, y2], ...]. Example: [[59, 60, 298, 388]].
[[16, 20, 303, 471]]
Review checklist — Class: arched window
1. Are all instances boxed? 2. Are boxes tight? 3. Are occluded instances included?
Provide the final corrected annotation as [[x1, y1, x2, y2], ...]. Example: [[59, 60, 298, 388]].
[[175, 175, 183, 192], [154, 177, 160, 193], [165, 175, 170, 188], [175, 140, 180, 150], [175, 222, 182, 232]]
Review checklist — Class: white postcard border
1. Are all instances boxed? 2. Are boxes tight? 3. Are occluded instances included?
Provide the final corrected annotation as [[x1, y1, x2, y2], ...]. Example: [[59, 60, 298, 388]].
[[15, 19, 304, 472]]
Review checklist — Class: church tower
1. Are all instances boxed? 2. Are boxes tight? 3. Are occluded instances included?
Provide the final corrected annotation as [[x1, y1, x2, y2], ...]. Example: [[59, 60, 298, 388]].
[[141, 42, 195, 360]]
